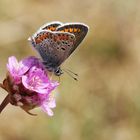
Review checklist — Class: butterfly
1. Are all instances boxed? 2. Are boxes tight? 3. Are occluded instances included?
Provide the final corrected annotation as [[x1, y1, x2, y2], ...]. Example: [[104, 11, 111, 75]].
[[28, 21, 89, 77]]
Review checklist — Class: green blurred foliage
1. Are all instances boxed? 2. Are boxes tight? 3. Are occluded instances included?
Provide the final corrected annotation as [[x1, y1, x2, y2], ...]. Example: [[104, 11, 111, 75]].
[[0, 0, 140, 140]]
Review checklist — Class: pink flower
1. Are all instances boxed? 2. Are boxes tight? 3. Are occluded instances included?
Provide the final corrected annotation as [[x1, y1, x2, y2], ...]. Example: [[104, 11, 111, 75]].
[[0, 56, 59, 116], [22, 66, 58, 94], [7, 56, 29, 84], [41, 94, 56, 116]]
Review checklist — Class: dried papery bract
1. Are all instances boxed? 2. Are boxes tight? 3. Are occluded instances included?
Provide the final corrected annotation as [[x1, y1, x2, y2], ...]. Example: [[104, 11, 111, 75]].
[[0, 56, 59, 116]]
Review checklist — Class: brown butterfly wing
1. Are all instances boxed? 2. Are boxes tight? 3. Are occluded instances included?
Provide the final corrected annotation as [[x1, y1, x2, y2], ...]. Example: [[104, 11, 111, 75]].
[[56, 23, 89, 54], [31, 30, 75, 68], [40, 21, 63, 31], [29, 22, 88, 71]]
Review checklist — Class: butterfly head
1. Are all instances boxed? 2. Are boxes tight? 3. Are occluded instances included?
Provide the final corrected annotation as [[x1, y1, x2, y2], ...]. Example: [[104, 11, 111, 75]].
[[54, 67, 63, 76]]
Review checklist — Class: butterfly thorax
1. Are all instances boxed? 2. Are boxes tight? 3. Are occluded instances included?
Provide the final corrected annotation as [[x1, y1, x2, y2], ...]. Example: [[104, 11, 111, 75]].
[[43, 61, 63, 76]]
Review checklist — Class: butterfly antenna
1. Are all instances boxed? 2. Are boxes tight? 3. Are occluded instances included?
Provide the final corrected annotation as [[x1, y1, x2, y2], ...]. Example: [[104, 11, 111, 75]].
[[62, 69, 78, 81], [65, 69, 78, 76]]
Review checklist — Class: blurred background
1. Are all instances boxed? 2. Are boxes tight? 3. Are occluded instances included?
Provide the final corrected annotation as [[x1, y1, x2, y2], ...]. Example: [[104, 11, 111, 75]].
[[0, 0, 140, 140]]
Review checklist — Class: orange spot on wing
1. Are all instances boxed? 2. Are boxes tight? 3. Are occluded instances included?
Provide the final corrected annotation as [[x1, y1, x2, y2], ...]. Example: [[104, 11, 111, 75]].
[[78, 29, 81, 32], [50, 27, 53, 31], [74, 28, 78, 32], [52, 27, 56, 31], [61, 30, 64, 32], [39, 35, 44, 41], [69, 28, 73, 32], [63, 35, 66, 40], [65, 35, 69, 40], [60, 35, 63, 40], [48, 26, 56, 31], [57, 34, 62, 40], [64, 28, 69, 32], [54, 36, 58, 42], [44, 33, 48, 39], [62, 35, 66, 40], [64, 35, 69, 40], [35, 38, 41, 44]]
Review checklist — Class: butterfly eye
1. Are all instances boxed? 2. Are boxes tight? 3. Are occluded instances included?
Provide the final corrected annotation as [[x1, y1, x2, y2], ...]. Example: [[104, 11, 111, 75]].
[[54, 68, 63, 76], [55, 69, 59, 74]]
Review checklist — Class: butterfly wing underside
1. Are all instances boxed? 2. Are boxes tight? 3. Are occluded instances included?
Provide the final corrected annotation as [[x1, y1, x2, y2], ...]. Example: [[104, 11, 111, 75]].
[[39, 21, 62, 31], [29, 22, 88, 72], [56, 23, 89, 54], [30, 30, 75, 69]]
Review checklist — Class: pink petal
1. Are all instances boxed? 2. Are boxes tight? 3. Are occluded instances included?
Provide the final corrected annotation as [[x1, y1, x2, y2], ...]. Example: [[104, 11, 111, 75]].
[[22, 75, 29, 89], [7, 56, 18, 73], [41, 104, 54, 116]]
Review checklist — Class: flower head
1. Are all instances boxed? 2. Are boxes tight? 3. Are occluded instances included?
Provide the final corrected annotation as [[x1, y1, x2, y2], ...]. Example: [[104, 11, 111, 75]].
[[22, 66, 58, 94], [0, 56, 59, 116]]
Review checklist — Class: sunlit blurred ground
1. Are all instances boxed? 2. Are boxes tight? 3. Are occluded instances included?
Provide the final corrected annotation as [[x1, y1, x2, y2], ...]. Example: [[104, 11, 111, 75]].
[[0, 0, 140, 140]]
